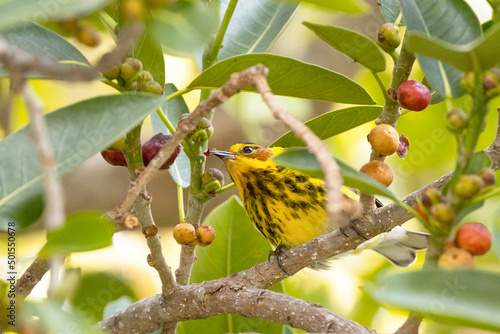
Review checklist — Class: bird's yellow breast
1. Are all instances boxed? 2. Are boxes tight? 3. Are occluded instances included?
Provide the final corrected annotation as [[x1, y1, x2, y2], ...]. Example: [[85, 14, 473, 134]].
[[224, 144, 335, 248]]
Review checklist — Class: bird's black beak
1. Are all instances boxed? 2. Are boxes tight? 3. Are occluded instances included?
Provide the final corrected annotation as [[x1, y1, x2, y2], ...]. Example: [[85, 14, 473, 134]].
[[210, 150, 236, 160]]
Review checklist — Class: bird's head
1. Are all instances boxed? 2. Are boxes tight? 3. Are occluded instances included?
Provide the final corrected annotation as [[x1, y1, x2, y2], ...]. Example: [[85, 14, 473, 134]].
[[210, 143, 284, 164]]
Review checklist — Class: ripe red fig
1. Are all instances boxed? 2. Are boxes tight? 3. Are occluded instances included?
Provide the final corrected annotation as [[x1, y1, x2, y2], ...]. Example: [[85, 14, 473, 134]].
[[397, 80, 431, 111], [142, 133, 182, 169]]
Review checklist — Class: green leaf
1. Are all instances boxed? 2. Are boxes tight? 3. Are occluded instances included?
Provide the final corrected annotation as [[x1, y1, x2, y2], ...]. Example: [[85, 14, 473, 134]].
[[303, 22, 386, 72], [71, 272, 137, 321], [494, 205, 500, 259], [218, 0, 298, 61], [406, 24, 500, 72], [103, 296, 135, 320], [133, 20, 165, 86], [271, 105, 382, 148], [25, 301, 105, 334], [379, 0, 405, 24], [365, 269, 500, 331], [151, 84, 190, 188], [400, 0, 482, 97], [0, 0, 112, 31], [39, 211, 114, 256], [0, 21, 89, 78], [188, 54, 376, 104], [179, 196, 283, 334], [272, 148, 398, 200], [283, 0, 368, 13], [0, 93, 164, 231], [465, 151, 492, 174], [152, 0, 218, 56]]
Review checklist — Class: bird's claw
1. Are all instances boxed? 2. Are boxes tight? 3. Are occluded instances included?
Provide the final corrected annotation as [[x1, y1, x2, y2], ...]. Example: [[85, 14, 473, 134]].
[[269, 244, 290, 276]]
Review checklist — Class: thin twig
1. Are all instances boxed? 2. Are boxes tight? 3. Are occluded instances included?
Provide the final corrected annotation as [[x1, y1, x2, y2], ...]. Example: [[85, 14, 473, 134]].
[[485, 108, 500, 169], [21, 82, 66, 296], [134, 189, 178, 296], [109, 65, 272, 219], [0, 24, 142, 84], [251, 67, 356, 224]]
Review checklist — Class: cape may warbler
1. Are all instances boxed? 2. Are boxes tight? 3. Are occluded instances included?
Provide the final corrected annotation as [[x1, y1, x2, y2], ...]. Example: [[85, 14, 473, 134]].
[[211, 143, 429, 268]]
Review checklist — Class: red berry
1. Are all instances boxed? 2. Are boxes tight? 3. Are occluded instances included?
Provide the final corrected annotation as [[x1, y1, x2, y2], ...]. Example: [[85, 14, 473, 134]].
[[142, 133, 182, 169], [101, 150, 127, 167], [455, 222, 492, 256], [397, 80, 431, 111]]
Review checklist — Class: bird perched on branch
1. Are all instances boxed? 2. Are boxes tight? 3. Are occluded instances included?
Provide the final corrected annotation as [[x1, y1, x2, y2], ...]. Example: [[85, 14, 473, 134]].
[[211, 143, 429, 272]]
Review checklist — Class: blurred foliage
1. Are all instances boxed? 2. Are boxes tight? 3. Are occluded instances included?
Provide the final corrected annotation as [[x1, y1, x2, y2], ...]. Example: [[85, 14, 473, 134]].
[[0, 0, 499, 333]]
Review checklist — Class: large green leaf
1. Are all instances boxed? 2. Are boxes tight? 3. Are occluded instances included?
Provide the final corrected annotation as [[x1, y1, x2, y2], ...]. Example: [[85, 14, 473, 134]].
[[406, 24, 500, 72], [365, 269, 500, 331], [0, 21, 89, 78], [379, 0, 405, 24], [271, 106, 382, 148], [0, 0, 111, 31], [152, 0, 218, 56], [25, 301, 106, 334], [272, 148, 398, 200], [133, 19, 165, 86], [218, 0, 298, 61], [179, 196, 283, 334], [303, 22, 386, 72], [283, 0, 368, 13], [71, 272, 137, 321], [0, 93, 164, 231], [151, 84, 190, 188], [188, 54, 376, 104], [39, 211, 114, 257], [400, 0, 482, 98]]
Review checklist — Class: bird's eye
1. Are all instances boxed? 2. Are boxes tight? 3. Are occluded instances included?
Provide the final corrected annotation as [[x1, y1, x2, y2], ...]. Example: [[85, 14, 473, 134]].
[[242, 146, 254, 154]]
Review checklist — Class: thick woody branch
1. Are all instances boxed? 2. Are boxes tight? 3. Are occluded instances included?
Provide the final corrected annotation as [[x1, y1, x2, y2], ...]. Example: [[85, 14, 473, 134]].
[[99, 278, 374, 334], [251, 70, 356, 224]]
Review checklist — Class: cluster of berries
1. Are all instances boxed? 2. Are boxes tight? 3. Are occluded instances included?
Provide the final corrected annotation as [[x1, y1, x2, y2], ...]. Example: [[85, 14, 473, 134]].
[[418, 168, 495, 227], [173, 223, 216, 247], [101, 133, 182, 169], [439, 223, 492, 269], [102, 57, 164, 95]]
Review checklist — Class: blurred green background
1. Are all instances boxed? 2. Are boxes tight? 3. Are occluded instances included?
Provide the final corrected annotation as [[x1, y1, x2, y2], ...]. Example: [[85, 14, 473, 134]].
[[1, 0, 499, 333]]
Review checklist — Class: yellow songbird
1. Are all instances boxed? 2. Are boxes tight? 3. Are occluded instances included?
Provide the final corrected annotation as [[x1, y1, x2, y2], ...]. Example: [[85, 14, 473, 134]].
[[211, 143, 429, 270]]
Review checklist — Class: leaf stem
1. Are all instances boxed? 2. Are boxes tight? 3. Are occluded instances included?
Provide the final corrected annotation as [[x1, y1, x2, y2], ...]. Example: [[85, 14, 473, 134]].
[[203, 0, 239, 70], [215, 182, 236, 194], [156, 107, 176, 134], [177, 185, 186, 223], [165, 87, 192, 102], [370, 70, 390, 102]]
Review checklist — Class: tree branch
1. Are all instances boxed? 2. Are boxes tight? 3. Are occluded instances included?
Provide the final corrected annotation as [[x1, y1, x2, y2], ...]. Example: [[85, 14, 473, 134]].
[[99, 278, 375, 334]]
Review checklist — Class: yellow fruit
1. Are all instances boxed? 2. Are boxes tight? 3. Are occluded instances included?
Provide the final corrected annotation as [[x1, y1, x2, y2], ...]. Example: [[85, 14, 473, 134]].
[[438, 248, 475, 269], [367, 124, 399, 156], [173, 223, 196, 246], [359, 160, 394, 187]]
